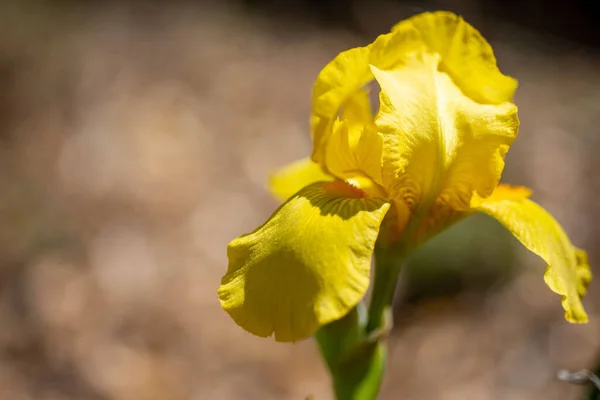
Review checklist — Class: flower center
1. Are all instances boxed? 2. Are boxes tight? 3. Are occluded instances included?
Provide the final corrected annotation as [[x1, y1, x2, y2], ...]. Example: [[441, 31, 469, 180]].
[[345, 175, 388, 198]]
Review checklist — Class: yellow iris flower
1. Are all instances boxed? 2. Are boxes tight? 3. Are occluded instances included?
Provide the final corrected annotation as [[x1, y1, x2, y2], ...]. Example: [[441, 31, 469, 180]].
[[218, 11, 591, 342]]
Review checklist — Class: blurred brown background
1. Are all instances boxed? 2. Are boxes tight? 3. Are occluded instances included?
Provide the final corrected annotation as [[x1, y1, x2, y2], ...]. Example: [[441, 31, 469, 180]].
[[0, 0, 599, 399]]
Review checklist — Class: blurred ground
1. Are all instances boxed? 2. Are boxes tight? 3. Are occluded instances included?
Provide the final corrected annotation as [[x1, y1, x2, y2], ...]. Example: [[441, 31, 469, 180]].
[[0, 1, 599, 399]]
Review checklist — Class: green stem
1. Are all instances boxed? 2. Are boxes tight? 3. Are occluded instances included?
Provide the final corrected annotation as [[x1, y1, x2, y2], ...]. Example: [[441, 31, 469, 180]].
[[316, 243, 408, 399], [367, 203, 426, 335], [366, 248, 401, 334], [330, 341, 387, 400], [367, 237, 413, 336], [315, 305, 387, 400], [315, 303, 367, 372]]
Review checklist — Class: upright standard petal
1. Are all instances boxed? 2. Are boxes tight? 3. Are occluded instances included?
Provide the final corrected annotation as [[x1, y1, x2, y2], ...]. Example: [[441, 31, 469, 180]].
[[218, 182, 390, 342], [392, 11, 518, 104], [323, 119, 385, 197], [341, 89, 374, 134], [310, 11, 515, 165], [372, 57, 443, 209], [474, 185, 591, 323], [268, 157, 334, 201], [372, 55, 518, 214], [311, 46, 372, 165], [309, 16, 428, 164]]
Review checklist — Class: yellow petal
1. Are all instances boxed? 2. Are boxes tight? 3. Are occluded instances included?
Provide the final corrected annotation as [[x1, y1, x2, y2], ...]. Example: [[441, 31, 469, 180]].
[[372, 54, 518, 213], [433, 85, 518, 213], [268, 157, 334, 201], [218, 182, 391, 342], [310, 11, 515, 165], [310, 28, 423, 165], [311, 46, 372, 165], [474, 185, 591, 323], [324, 119, 385, 195], [392, 11, 518, 104], [341, 89, 373, 135]]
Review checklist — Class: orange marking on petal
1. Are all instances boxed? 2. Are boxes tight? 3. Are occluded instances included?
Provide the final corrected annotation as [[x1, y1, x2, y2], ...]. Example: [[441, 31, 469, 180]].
[[323, 181, 368, 198]]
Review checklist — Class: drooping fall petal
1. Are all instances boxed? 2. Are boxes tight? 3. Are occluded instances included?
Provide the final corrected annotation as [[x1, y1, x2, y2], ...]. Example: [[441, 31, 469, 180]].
[[218, 182, 390, 342], [473, 185, 591, 323]]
